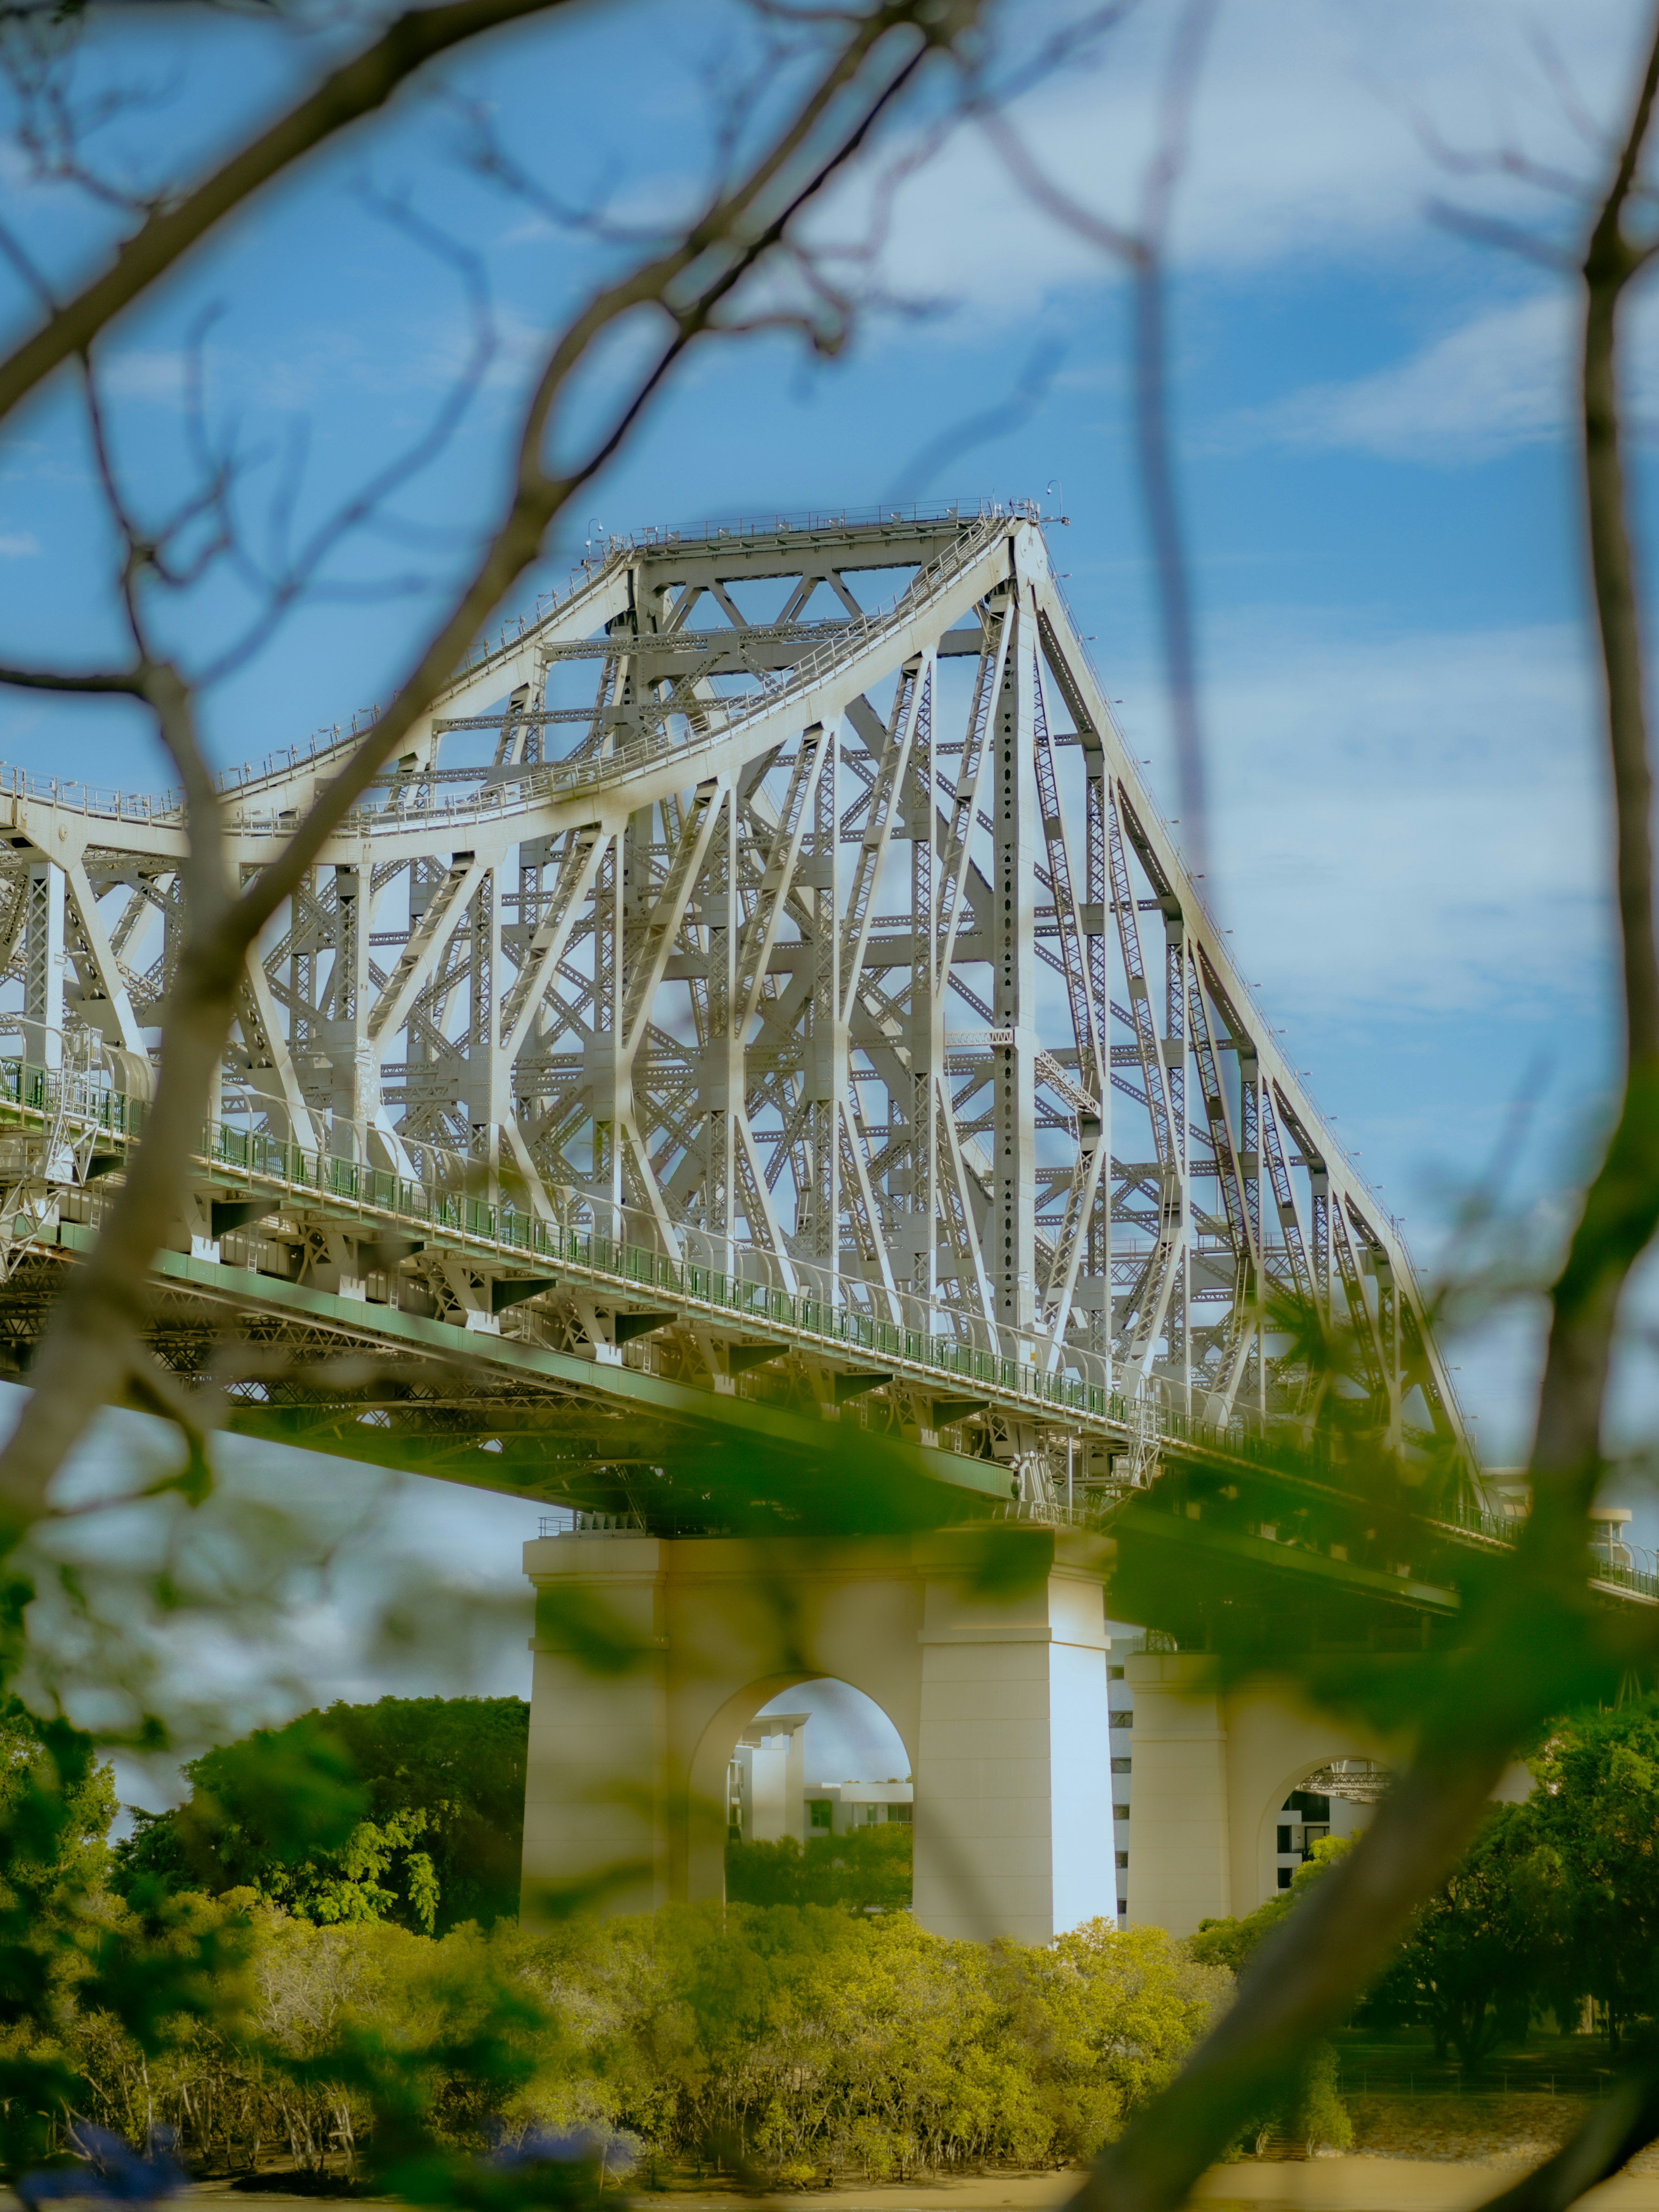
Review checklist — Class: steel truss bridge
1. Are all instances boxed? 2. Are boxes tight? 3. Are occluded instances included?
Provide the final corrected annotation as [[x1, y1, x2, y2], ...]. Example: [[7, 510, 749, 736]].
[[0, 499, 1585, 1639]]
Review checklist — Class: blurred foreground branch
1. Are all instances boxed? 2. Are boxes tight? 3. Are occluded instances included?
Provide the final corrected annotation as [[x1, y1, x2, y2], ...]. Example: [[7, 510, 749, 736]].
[[0, 0, 984, 1530], [1069, 10, 1659, 2211]]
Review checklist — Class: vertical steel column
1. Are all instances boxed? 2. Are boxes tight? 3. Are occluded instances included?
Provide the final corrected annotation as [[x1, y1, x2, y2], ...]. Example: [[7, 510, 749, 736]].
[[992, 612, 1037, 1346], [289, 866, 315, 1077], [1309, 1166, 1332, 1330], [807, 721, 842, 1281], [23, 859, 64, 1072], [472, 861, 504, 1194], [1237, 1047, 1266, 1421], [589, 833, 622, 1218], [328, 861, 375, 1156], [605, 800, 653, 1207], [704, 787, 740, 1267], [909, 663, 939, 1312], [1083, 736, 1111, 1382], [1163, 918, 1190, 1413]]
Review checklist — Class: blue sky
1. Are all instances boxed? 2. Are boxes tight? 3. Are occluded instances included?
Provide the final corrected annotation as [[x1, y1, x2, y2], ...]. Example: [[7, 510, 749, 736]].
[[3, 0, 1659, 1709]]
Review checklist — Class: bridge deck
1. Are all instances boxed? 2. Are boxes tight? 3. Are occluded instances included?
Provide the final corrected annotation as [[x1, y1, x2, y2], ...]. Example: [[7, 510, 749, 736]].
[[0, 1067, 1647, 1636]]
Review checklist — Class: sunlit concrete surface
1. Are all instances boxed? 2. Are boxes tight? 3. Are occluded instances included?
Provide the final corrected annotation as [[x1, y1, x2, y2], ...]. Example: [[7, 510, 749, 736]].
[[1124, 1649, 1402, 1935], [520, 1523, 1115, 1943]]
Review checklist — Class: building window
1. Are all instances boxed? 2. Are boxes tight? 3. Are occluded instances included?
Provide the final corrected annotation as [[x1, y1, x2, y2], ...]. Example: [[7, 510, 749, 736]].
[[1277, 1867, 1293, 1889], [807, 1800, 833, 1831], [1118, 1898, 1129, 1918], [1277, 1824, 1292, 1853], [889, 1802, 913, 1824], [1110, 1665, 1125, 1679], [1111, 1756, 1131, 1773], [1113, 1804, 1130, 1821], [1109, 1710, 1133, 1728], [863, 1804, 880, 1825], [1115, 1851, 1129, 1869]]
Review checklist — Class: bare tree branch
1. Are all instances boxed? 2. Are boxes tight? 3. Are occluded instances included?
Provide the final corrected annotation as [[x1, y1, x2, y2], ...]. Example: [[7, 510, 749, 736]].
[[0, 664, 142, 692], [886, 334, 1063, 498], [230, 0, 944, 942], [1474, 2060, 1659, 2212], [0, 0, 973, 1527], [1064, 8, 1659, 2209], [0, 0, 589, 432], [1424, 200, 1578, 271], [981, 0, 1219, 884], [194, 185, 500, 685]]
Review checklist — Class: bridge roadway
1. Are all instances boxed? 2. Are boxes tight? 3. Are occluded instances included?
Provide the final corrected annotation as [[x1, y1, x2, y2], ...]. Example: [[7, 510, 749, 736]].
[[0, 1061, 1644, 1647], [0, 499, 1636, 1645]]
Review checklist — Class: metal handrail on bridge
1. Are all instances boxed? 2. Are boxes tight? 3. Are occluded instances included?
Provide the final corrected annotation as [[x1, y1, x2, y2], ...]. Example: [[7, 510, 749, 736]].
[[220, 511, 1015, 839], [1430, 1497, 1659, 1601], [0, 1051, 1293, 1467], [23, 1050, 1652, 1599]]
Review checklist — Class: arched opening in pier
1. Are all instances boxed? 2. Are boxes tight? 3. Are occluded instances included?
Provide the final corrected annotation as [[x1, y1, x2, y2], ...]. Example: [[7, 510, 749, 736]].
[[701, 1677, 914, 1912], [1264, 1756, 1390, 1900]]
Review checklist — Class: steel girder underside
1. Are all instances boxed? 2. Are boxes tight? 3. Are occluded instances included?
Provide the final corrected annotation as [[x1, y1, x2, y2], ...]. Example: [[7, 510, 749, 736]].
[[0, 501, 1475, 1534]]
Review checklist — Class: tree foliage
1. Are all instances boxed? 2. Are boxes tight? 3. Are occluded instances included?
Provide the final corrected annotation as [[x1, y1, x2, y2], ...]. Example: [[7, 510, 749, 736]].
[[113, 1697, 529, 1936], [1526, 1695, 1659, 2046], [724, 1825, 912, 1912], [1377, 1805, 1559, 2074], [64, 1902, 1230, 2186], [1192, 1697, 1659, 2090]]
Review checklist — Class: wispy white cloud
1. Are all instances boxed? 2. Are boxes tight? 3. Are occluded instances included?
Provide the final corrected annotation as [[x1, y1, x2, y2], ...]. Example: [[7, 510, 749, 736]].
[[855, 0, 1649, 319], [1111, 614, 1606, 1024], [0, 531, 40, 557], [1237, 293, 1572, 461]]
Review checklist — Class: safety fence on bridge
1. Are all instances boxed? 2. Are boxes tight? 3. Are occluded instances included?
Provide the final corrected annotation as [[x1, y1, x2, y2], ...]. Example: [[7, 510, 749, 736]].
[[0, 1049, 1326, 1475], [1431, 1496, 1659, 1604], [14, 1048, 1650, 1599]]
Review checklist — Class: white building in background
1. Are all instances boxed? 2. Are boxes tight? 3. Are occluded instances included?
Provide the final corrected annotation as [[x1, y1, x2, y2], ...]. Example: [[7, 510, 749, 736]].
[[808, 1780, 914, 1836], [1109, 1632, 1138, 1922], [1270, 1761, 1383, 1889], [727, 1711, 913, 1845], [730, 1713, 810, 1843], [1491, 1473, 1641, 1577]]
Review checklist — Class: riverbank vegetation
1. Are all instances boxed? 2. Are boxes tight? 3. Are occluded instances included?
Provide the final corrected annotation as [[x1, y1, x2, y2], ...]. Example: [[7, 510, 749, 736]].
[[63, 1901, 1229, 2186], [1192, 1694, 1659, 2081]]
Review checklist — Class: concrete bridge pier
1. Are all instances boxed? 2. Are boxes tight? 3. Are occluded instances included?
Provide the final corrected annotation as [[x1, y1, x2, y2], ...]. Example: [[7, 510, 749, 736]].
[[520, 1524, 1118, 1945], [1122, 1647, 1399, 1936]]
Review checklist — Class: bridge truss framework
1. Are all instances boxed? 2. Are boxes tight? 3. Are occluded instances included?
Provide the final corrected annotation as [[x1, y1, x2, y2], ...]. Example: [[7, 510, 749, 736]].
[[0, 503, 1472, 1523]]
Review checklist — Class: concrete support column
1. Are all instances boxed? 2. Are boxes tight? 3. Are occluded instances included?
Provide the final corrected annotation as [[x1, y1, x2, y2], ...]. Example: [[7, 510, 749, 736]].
[[741, 1713, 808, 1843], [913, 1533, 1114, 1944], [1123, 1650, 1230, 1935], [521, 1532, 668, 1918], [520, 1527, 1115, 1943]]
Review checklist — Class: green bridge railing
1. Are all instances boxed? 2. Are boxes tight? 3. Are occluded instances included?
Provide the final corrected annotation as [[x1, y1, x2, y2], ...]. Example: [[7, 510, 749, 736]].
[[0, 1055, 1467, 1495]]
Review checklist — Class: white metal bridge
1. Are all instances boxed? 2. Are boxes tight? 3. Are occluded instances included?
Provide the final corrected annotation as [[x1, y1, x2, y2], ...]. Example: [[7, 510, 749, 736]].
[[0, 501, 1477, 1557]]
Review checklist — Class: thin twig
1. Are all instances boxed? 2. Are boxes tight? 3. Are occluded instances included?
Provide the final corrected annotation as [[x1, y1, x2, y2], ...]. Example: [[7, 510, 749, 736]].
[[1066, 7, 1659, 2208], [1474, 2059, 1659, 2212], [980, 0, 1219, 883], [0, 0, 968, 1526], [0, 0, 588, 432]]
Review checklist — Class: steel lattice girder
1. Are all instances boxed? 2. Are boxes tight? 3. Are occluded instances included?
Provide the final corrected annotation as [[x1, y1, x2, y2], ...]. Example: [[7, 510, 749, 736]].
[[0, 501, 1470, 1500]]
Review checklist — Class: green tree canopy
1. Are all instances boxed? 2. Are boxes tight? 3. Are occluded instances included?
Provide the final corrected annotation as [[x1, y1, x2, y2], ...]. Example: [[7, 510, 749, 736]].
[[1525, 1692, 1659, 2045], [1187, 1834, 1353, 1976], [1372, 1803, 1558, 2072], [0, 1690, 115, 1906], [112, 1696, 527, 1936], [724, 1826, 913, 1912]]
